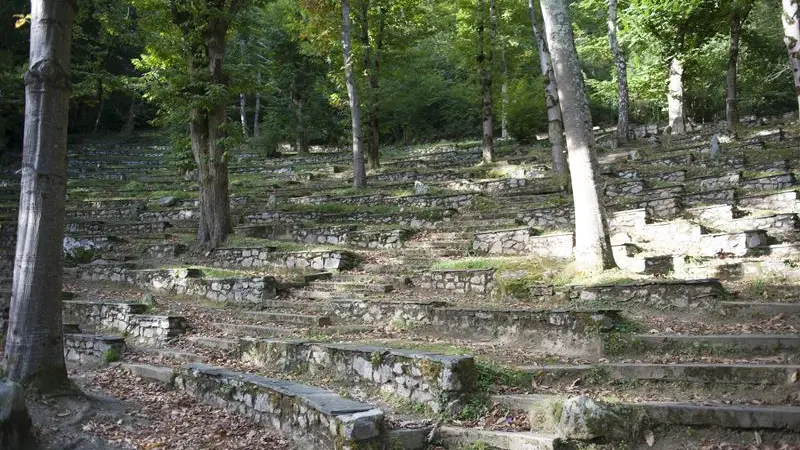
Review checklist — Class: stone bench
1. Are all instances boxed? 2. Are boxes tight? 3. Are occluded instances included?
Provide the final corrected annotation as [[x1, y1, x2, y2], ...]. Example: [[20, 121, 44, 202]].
[[238, 339, 475, 413], [64, 333, 124, 364], [174, 363, 387, 449], [330, 299, 619, 357], [63, 300, 189, 345], [737, 190, 799, 213], [246, 210, 445, 230]]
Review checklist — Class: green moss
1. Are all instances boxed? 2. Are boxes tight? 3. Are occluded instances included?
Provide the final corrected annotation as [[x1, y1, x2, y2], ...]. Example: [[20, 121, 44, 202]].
[[102, 347, 121, 363]]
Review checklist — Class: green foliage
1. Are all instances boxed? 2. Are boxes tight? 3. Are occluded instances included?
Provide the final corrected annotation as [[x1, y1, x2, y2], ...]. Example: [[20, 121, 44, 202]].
[[102, 347, 121, 364], [506, 75, 547, 143]]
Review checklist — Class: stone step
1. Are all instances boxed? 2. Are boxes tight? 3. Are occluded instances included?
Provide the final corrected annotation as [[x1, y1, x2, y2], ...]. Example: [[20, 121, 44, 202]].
[[259, 299, 330, 313], [131, 346, 206, 363], [238, 311, 332, 327], [290, 289, 360, 300], [212, 322, 295, 338], [309, 281, 395, 293], [520, 362, 800, 385], [633, 333, 800, 354], [720, 301, 800, 318], [186, 335, 240, 351], [434, 426, 557, 450], [493, 394, 800, 432]]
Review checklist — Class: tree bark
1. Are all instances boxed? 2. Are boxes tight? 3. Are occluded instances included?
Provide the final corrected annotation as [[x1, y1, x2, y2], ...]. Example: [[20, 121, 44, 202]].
[[188, 16, 233, 248], [667, 57, 685, 134], [239, 93, 248, 136], [477, 0, 494, 164], [359, 1, 382, 171], [540, 0, 617, 272], [342, 0, 366, 188], [3, 0, 76, 391], [726, 6, 749, 131], [500, 47, 509, 140], [93, 79, 104, 133], [123, 96, 137, 135], [606, 0, 629, 144], [529, 0, 568, 182], [782, 0, 800, 120], [253, 72, 261, 137]]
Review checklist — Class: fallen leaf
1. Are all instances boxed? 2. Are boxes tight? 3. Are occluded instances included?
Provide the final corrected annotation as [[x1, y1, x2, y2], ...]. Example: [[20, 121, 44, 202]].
[[644, 429, 655, 447], [755, 431, 763, 445]]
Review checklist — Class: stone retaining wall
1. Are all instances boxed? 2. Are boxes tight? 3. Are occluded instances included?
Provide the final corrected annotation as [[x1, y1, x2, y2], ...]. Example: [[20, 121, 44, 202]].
[[210, 248, 358, 271], [740, 173, 796, 192], [74, 264, 277, 305], [738, 190, 799, 212], [330, 300, 619, 357], [174, 363, 386, 450], [412, 269, 496, 294], [246, 211, 443, 230], [472, 228, 532, 255], [575, 279, 723, 310], [517, 207, 573, 231], [64, 333, 124, 364], [271, 226, 413, 249], [63, 301, 189, 345], [238, 340, 475, 413]]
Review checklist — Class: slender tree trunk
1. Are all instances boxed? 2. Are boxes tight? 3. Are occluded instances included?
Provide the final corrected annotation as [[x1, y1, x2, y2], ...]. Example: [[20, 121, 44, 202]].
[[726, 7, 748, 131], [529, 0, 568, 182], [292, 87, 308, 155], [540, 0, 616, 272], [93, 79, 104, 133], [342, 0, 366, 188], [500, 47, 509, 140], [667, 56, 685, 134], [239, 93, 248, 136], [190, 20, 232, 248], [3, 0, 76, 391], [253, 72, 261, 137], [606, 0, 629, 144], [477, 0, 494, 164], [367, 7, 385, 170], [123, 95, 137, 135], [782, 0, 800, 120]]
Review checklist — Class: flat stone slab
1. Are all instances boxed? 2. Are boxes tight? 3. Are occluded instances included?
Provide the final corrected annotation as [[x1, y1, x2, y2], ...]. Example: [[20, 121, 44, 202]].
[[640, 402, 800, 431], [119, 363, 176, 384], [175, 363, 386, 448]]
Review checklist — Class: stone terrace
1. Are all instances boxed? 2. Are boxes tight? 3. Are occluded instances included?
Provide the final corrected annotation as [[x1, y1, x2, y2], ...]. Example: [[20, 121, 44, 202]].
[[2, 127, 800, 448]]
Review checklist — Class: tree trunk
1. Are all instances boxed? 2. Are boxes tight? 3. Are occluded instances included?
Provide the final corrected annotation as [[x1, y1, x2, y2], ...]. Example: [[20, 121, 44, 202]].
[[667, 57, 685, 134], [359, 1, 381, 171], [239, 93, 248, 136], [367, 7, 385, 170], [540, 0, 617, 273], [529, 0, 568, 182], [782, 0, 800, 120], [500, 47, 509, 140], [342, 0, 366, 188], [253, 72, 261, 137], [123, 96, 136, 135], [3, 0, 76, 391], [606, 0, 630, 144], [293, 90, 308, 155], [191, 19, 232, 248], [93, 79, 104, 133], [477, 0, 494, 164], [727, 7, 747, 131]]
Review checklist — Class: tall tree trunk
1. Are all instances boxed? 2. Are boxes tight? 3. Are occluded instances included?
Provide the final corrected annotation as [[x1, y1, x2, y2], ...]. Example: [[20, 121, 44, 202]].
[[782, 0, 800, 120], [667, 57, 685, 134], [360, 0, 384, 170], [93, 79, 104, 133], [292, 86, 308, 155], [342, 0, 366, 188], [3, 0, 76, 391], [253, 72, 261, 137], [529, 0, 568, 182], [191, 19, 232, 248], [500, 47, 509, 140], [727, 6, 749, 131], [540, 0, 617, 273], [123, 95, 137, 135], [239, 93, 248, 136], [477, 0, 494, 164], [606, 0, 630, 144]]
